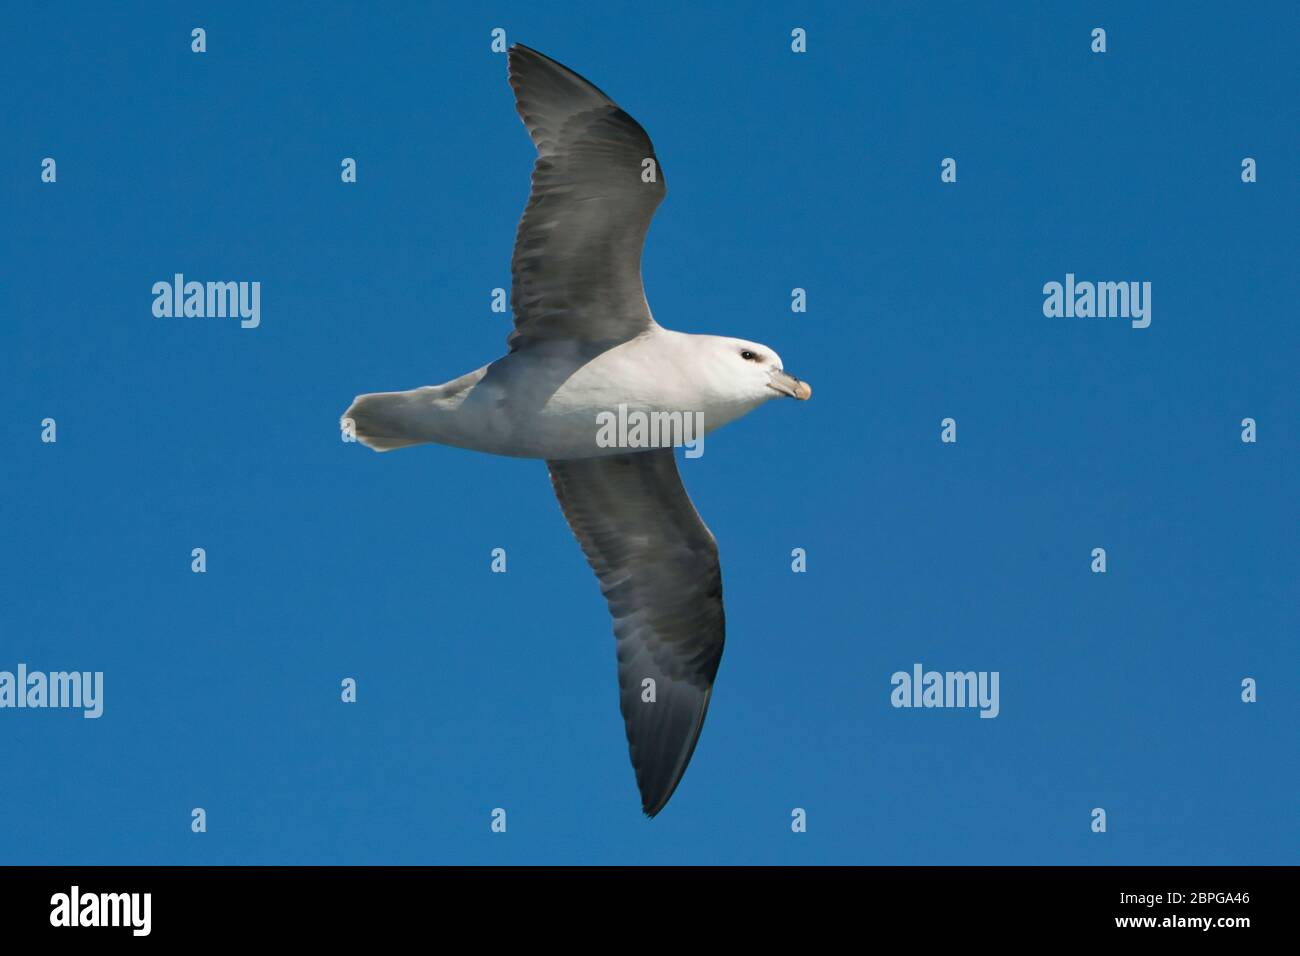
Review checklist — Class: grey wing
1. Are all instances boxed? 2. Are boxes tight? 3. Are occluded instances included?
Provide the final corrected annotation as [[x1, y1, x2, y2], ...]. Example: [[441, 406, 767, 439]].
[[547, 450, 724, 816], [507, 44, 665, 352]]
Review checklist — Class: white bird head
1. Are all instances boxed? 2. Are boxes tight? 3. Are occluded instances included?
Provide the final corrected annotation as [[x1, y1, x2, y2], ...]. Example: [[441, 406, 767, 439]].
[[703, 336, 812, 406]]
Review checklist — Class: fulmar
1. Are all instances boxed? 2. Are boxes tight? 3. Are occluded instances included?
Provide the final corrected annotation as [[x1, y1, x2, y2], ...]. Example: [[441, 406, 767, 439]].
[[343, 44, 810, 816]]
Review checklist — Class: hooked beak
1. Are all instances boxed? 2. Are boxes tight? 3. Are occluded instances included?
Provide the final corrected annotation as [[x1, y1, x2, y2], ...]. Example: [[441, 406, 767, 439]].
[[768, 368, 812, 401]]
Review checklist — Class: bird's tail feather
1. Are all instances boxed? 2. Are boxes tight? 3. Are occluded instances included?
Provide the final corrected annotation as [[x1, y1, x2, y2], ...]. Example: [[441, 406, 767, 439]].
[[342, 390, 432, 452]]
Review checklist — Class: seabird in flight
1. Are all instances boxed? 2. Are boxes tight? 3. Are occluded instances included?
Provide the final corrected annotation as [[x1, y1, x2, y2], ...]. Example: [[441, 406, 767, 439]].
[[343, 44, 810, 816]]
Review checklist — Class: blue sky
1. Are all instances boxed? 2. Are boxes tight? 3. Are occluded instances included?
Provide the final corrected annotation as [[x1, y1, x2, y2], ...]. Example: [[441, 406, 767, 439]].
[[1, 1, 1295, 865]]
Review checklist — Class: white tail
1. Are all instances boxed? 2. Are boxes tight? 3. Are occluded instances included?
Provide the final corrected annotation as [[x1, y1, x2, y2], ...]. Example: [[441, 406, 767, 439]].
[[342, 367, 488, 452], [342, 390, 434, 452]]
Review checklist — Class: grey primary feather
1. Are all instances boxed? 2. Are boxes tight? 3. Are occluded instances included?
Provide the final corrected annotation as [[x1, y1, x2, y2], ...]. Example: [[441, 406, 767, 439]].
[[547, 450, 725, 816], [507, 44, 665, 352]]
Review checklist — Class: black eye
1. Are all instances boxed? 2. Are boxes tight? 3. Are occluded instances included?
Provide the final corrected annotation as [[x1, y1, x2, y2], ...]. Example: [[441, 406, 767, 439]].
[[740, 350, 758, 361]]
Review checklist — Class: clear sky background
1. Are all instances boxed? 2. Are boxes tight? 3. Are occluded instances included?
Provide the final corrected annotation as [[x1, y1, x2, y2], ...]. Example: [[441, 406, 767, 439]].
[[1, 2, 1295, 865]]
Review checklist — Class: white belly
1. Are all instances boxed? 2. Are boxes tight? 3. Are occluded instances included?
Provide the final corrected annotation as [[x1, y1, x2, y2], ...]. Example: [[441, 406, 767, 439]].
[[349, 330, 768, 460]]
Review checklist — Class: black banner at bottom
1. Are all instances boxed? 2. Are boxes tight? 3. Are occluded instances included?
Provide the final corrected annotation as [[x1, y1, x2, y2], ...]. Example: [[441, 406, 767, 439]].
[[0, 865, 1287, 940]]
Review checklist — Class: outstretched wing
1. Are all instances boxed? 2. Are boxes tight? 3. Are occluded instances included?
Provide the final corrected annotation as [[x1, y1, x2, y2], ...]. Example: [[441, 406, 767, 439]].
[[507, 44, 665, 352], [547, 450, 724, 816]]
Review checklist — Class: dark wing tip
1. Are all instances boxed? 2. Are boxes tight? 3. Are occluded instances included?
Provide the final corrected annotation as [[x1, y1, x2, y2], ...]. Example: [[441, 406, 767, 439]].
[[642, 789, 672, 819], [634, 686, 715, 819], [506, 42, 568, 72], [505, 42, 616, 108]]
